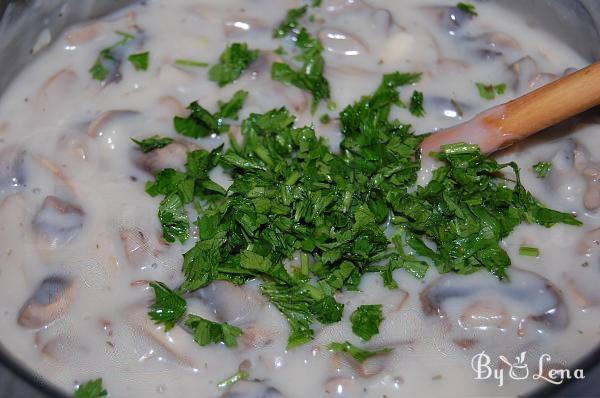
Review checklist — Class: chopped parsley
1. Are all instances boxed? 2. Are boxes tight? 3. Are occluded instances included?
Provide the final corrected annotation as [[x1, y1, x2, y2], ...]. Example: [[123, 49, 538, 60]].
[[175, 59, 209, 68], [148, 282, 187, 330], [89, 31, 134, 81], [327, 341, 392, 363], [272, 27, 330, 110], [519, 246, 540, 257], [217, 370, 249, 390], [127, 51, 149, 71], [319, 114, 331, 124], [174, 90, 249, 138], [533, 161, 552, 178], [74, 379, 107, 398], [158, 192, 190, 243], [184, 315, 243, 347], [209, 43, 260, 87], [273, 6, 308, 38], [145, 71, 580, 348], [131, 135, 174, 153], [456, 2, 478, 16], [476, 82, 506, 100], [409, 90, 425, 117], [351, 304, 384, 341]]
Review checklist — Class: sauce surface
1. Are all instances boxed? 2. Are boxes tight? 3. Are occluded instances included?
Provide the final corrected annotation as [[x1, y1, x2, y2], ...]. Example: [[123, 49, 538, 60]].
[[0, 1, 599, 397]]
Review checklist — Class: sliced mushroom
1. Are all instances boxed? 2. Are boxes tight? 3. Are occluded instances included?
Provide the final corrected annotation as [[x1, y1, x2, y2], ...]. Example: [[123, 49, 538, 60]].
[[424, 97, 469, 120], [420, 268, 569, 333], [87, 110, 140, 138], [318, 28, 369, 57], [127, 305, 197, 367], [157, 96, 187, 122], [0, 145, 26, 195], [224, 16, 271, 38], [134, 139, 199, 175], [422, 5, 474, 36], [577, 228, 600, 255], [65, 21, 105, 46], [18, 276, 75, 329], [119, 227, 153, 268], [221, 381, 284, 398], [468, 31, 520, 60], [240, 325, 278, 349], [321, 0, 366, 14], [36, 69, 78, 103], [32, 196, 85, 247], [323, 376, 359, 395], [41, 334, 89, 363], [198, 281, 265, 324]]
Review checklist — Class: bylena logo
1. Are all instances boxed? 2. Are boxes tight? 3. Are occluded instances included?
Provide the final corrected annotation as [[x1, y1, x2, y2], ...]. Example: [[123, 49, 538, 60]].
[[471, 351, 585, 387]]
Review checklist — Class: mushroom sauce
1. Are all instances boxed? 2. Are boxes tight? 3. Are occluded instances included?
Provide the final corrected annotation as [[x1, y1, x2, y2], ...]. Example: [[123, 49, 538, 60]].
[[0, 0, 599, 397]]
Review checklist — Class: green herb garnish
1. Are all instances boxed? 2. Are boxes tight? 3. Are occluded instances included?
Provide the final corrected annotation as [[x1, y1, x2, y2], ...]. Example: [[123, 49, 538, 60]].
[[519, 246, 540, 257], [174, 90, 248, 138], [457, 2, 478, 16], [409, 90, 425, 117], [131, 135, 174, 153], [127, 51, 149, 71], [209, 43, 259, 87], [148, 281, 187, 330], [217, 370, 249, 390], [476, 82, 506, 100], [185, 315, 243, 347], [273, 6, 308, 38], [175, 59, 209, 68], [319, 114, 331, 124], [74, 379, 107, 398], [351, 304, 384, 341], [89, 31, 135, 81], [533, 161, 552, 178], [327, 341, 392, 363], [272, 28, 330, 111]]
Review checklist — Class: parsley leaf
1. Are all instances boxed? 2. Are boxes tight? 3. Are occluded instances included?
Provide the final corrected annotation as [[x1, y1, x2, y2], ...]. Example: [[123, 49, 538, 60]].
[[185, 314, 243, 347], [127, 51, 149, 71], [148, 282, 186, 331], [327, 341, 392, 363], [272, 28, 330, 110], [131, 135, 174, 153], [409, 90, 425, 117], [476, 82, 506, 100], [217, 370, 249, 390], [89, 31, 135, 81], [457, 2, 478, 16], [74, 379, 107, 398], [174, 90, 249, 138], [351, 304, 384, 341], [209, 43, 259, 87], [519, 246, 540, 257], [273, 6, 308, 38], [175, 59, 209, 68], [158, 192, 189, 243], [533, 161, 552, 178]]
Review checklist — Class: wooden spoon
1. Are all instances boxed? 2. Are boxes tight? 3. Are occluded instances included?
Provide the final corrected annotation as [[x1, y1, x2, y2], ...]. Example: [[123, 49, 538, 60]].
[[420, 61, 600, 157]]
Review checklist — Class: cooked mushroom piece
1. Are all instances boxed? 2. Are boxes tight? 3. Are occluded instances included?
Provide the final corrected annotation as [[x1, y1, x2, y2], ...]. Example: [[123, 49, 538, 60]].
[[133, 139, 199, 175], [41, 334, 89, 363], [467, 31, 520, 61], [0, 145, 26, 195], [224, 16, 271, 38], [32, 196, 85, 247], [87, 110, 140, 138], [220, 381, 284, 398], [420, 268, 569, 333], [422, 6, 474, 36], [119, 227, 153, 268], [318, 28, 369, 57], [18, 277, 75, 329], [321, 0, 366, 14], [424, 97, 469, 120], [197, 281, 265, 324]]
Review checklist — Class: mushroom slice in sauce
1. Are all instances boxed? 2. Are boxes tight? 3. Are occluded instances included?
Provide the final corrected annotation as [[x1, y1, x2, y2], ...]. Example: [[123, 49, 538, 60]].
[[318, 28, 369, 57], [17, 276, 75, 329], [198, 281, 265, 324], [119, 227, 153, 268], [422, 5, 474, 36], [220, 381, 284, 398], [224, 16, 271, 38], [134, 139, 199, 175], [321, 0, 366, 14], [0, 145, 26, 195], [87, 110, 140, 138], [32, 196, 85, 247], [420, 268, 569, 333]]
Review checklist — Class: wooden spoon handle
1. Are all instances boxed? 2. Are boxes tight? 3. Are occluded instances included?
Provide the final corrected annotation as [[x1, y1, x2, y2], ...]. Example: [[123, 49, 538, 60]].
[[420, 61, 600, 156]]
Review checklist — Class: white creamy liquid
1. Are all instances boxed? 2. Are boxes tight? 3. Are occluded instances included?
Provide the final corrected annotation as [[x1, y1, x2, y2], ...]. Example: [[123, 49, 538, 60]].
[[0, 0, 598, 397]]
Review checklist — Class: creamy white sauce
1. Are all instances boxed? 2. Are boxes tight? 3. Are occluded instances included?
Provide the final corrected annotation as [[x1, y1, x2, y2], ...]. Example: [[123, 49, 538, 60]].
[[0, 0, 598, 397]]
